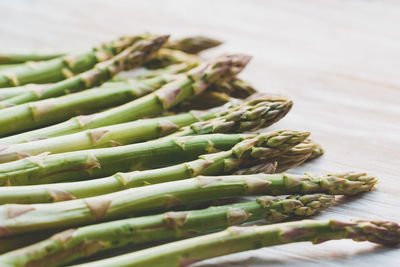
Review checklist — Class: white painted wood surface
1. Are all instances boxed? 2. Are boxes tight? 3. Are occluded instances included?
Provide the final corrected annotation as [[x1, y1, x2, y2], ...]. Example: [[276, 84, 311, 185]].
[[1, 0, 399, 266]]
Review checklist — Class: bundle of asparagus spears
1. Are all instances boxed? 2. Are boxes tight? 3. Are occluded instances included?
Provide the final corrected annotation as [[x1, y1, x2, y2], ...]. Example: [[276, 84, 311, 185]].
[[0, 34, 397, 267]]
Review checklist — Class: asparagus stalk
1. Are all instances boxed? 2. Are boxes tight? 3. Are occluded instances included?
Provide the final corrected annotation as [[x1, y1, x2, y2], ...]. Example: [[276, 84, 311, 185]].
[[273, 140, 316, 172], [0, 52, 65, 64], [0, 75, 175, 136], [0, 54, 250, 143], [0, 97, 292, 163], [0, 84, 52, 100], [0, 133, 252, 186], [143, 48, 200, 69], [74, 219, 400, 267], [307, 139, 325, 161], [210, 78, 257, 99], [0, 35, 147, 88], [0, 194, 333, 266], [0, 35, 220, 66], [166, 35, 222, 54], [0, 130, 307, 203], [0, 172, 376, 237], [172, 79, 257, 112], [127, 61, 199, 80], [0, 36, 168, 108], [170, 96, 292, 137]]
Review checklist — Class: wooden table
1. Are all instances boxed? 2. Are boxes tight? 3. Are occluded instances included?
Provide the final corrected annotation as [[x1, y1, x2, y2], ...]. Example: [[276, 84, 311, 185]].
[[1, 0, 399, 266]]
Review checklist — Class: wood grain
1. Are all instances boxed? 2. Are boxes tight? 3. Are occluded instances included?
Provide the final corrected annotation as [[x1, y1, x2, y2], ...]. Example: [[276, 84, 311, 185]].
[[1, 0, 399, 266]]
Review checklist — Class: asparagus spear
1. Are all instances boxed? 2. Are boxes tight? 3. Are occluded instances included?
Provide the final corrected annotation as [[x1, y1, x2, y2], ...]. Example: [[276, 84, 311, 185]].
[[0, 172, 376, 237], [170, 96, 292, 137], [143, 48, 200, 69], [0, 54, 250, 143], [307, 139, 325, 160], [0, 35, 220, 66], [0, 75, 175, 136], [172, 79, 257, 112], [166, 35, 222, 54], [210, 78, 257, 99], [0, 84, 53, 100], [0, 97, 292, 163], [0, 35, 146, 88], [0, 194, 333, 266], [0, 133, 250, 186], [74, 219, 400, 267], [0, 130, 307, 203], [273, 140, 316, 172], [0, 36, 168, 109], [0, 52, 65, 64]]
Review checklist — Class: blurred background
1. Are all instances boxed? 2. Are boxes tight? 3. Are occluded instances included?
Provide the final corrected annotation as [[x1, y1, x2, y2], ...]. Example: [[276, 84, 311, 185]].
[[1, 0, 399, 266]]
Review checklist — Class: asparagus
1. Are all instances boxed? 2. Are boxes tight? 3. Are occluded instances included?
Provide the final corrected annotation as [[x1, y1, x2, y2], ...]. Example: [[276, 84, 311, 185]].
[[0, 194, 333, 266], [172, 79, 257, 112], [0, 133, 250, 186], [75, 219, 400, 267], [0, 52, 65, 64], [210, 78, 257, 99], [0, 75, 175, 136], [0, 97, 292, 163], [307, 139, 325, 161], [0, 35, 146, 88], [0, 54, 250, 143], [170, 96, 292, 137], [0, 84, 52, 100], [143, 48, 200, 69], [0, 36, 168, 108], [0, 130, 307, 203], [0, 172, 376, 237], [166, 35, 222, 54], [128, 61, 199, 80], [0, 35, 220, 66], [273, 140, 316, 172]]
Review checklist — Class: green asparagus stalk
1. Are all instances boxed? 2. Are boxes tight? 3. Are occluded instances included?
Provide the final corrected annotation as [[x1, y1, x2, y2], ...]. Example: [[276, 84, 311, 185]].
[[143, 48, 200, 69], [233, 162, 278, 175], [0, 97, 292, 163], [0, 133, 252, 186], [0, 130, 308, 203], [210, 78, 257, 99], [0, 194, 333, 266], [0, 75, 175, 136], [74, 219, 400, 267], [0, 36, 168, 108], [0, 84, 52, 100], [0, 54, 251, 143], [172, 80, 257, 112], [274, 140, 316, 172], [0, 52, 65, 65], [166, 35, 222, 54], [0, 172, 376, 237], [0, 35, 147, 88], [170, 96, 292, 137], [307, 139, 325, 161], [128, 61, 199, 80], [0, 35, 220, 66]]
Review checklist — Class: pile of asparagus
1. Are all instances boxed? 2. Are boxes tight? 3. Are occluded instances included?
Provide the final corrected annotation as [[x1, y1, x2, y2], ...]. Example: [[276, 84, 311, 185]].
[[0, 34, 397, 267]]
